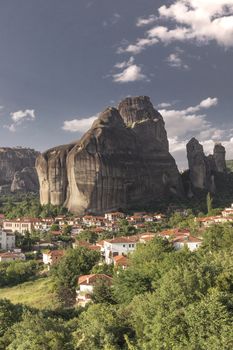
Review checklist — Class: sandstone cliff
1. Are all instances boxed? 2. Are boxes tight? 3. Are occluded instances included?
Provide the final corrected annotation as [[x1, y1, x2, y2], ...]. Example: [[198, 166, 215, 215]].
[[36, 96, 184, 214], [186, 138, 226, 193], [0, 147, 39, 193]]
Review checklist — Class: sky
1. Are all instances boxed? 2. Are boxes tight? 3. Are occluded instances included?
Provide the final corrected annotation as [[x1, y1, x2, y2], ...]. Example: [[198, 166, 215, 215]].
[[0, 0, 233, 169]]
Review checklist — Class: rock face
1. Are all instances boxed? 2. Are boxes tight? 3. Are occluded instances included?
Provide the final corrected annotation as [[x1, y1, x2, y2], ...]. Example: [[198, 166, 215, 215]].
[[0, 147, 39, 193], [214, 143, 226, 173], [187, 139, 226, 192], [36, 96, 184, 214], [11, 167, 39, 193]]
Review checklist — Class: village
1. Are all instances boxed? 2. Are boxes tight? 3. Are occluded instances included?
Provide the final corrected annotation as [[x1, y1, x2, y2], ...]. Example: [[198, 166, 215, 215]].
[[1, 203, 233, 306]]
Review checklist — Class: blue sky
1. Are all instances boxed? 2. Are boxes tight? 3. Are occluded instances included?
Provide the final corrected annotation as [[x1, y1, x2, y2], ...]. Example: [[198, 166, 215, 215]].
[[0, 0, 233, 168]]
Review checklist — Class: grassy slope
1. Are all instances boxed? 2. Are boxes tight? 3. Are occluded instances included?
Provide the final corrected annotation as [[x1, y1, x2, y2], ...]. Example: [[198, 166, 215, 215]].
[[226, 160, 233, 173], [0, 277, 59, 310]]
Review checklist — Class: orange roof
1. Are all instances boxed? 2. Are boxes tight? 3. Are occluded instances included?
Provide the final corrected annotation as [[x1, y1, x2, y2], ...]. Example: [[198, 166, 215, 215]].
[[105, 236, 139, 244], [160, 228, 190, 237], [113, 255, 129, 266], [47, 250, 64, 257], [0, 252, 23, 258], [173, 235, 202, 243], [78, 273, 113, 285]]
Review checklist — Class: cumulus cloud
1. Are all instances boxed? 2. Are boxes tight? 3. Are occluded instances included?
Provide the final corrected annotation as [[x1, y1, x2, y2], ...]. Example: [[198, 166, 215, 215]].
[[119, 0, 233, 54], [11, 109, 35, 123], [5, 109, 36, 132], [113, 64, 148, 83], [112, 56, 148, 83], [62, 115, 98, 133], [158, 96, 233, 169], [136, 14, 157, 27]]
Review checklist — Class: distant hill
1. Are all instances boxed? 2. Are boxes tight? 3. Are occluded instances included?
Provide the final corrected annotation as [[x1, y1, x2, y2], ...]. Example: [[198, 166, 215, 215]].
[[226, 160, 233, 173]]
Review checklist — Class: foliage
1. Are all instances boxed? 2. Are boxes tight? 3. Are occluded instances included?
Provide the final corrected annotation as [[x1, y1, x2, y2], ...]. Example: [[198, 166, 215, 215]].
[[73, 304, 134, 350], [207, 192, 213, 215], [0, 193, 69, 219], [52, 247, 100, 307], [0, 260, 39, 287], [76, 230, 98, 244], [1, 311, 74, 350]]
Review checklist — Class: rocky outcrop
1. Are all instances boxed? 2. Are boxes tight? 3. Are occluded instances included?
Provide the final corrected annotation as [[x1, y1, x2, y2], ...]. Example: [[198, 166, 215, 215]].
[[11, 167, 39, 193], [186, 139, 226, 192], [214, 143, 226, 173], [36, 96, 184, 214], [187, 138, 208, 190], [0, 147, 39, 193]]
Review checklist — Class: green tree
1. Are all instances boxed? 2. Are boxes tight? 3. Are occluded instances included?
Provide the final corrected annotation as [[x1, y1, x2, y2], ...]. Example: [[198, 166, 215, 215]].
[[52, 247, 100, 306], [2, 312, 73, 350], [91, 279, 115, 304], [73, 304, 134, 350], [207, 192, 213, 215], [0, 300, 22, 337]]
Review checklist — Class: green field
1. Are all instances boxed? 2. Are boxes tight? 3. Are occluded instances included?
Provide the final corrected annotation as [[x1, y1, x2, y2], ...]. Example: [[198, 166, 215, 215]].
[[0, 277, 59, 310]]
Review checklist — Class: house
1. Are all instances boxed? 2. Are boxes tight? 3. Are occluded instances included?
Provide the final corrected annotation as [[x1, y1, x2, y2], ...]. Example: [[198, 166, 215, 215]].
[[0, 231, 15, 250], [73, 240, 101, 252], [103, 236, 138, 264], [3, 219, 34, 234], [173, 235, 202, 251], [42, 250, 64, 266], [222, 204, 233, 217], [113, 255, 129, 269], [159, 228, 191, 239], [76, 274, 113, 306], [195, 215, 233, 227], [104, 212, 125, 221], [0, 252, 26, 262]]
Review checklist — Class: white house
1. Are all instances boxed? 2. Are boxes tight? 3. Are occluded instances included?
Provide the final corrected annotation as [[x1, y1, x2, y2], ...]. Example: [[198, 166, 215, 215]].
[[104, 212, 125, 222], [0, 231, 15, 250], [103, 236, 138, 264], [0, 252, 25, 262], [173, 235, 202, 251], [76, 274, 112, 306], [42, 250, 64, 266]]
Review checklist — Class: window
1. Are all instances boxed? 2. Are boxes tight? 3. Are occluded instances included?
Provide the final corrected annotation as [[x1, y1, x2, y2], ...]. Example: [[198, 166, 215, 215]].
[[123, 244, 125, 247], [129, 244, 131, 248], [132, 244, 134, 247]]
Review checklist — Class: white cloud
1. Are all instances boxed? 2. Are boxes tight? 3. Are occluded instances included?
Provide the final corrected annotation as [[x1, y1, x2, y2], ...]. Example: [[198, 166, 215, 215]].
[[119, 0, 233, 54], [157, 96, 233, 169], [117, 37, 158, 54], [166, 49, 190, 69], [113, 64, 148, 83], [5, 109, 36, 132], [136, 15, 157, 27], [158, 102, 173, 108], [11, 109, 35, 123], [114, 56, 135, 69], [62, 115, 98, 133], [112, 56, 148, 83]]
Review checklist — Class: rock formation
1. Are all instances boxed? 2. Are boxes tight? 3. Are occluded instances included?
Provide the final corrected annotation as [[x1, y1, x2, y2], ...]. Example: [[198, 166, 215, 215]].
[[214, 143, 226, 173], [186, 139, 226, 192], [11, 167, 39, 193], [0, 147, 39, 193], [36, 96, 184, 214]]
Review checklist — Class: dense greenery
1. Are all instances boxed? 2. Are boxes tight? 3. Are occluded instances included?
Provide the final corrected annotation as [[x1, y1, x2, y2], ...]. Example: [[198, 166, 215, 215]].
[[0, 260, 39, 287], [52, 247, 100, 307], [1, 223, 233, 349], [0, 193, 69, 219]]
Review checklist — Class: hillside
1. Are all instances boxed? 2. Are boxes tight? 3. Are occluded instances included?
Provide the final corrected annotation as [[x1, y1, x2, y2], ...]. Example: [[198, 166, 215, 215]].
[[0, 277, 58, 310], [226, 160, 233, 173]]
